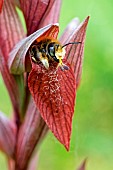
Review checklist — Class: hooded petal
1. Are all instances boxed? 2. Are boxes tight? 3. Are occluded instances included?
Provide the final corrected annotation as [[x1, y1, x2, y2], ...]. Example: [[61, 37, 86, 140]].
[[0, 111, 16, 158], [19, 0, 56, 35], [16, 98, 48, 170], [28, 61, 76, 150], [0, 0, 25, 60], [60, 16, 89, 88], [9, 24, 59, 74]]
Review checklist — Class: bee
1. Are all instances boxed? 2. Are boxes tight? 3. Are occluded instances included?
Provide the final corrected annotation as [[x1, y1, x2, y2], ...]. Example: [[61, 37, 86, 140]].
[[30, 37, 80, 71]]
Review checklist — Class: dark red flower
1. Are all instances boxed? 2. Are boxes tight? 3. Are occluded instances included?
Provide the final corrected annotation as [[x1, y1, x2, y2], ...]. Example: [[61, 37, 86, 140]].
[[0, 0, 89, 169], [9, 18, 89, 151]]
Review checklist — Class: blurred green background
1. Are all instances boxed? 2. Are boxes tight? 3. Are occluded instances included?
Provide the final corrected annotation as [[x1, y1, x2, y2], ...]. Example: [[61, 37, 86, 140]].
[[0, 0, 113, 169]]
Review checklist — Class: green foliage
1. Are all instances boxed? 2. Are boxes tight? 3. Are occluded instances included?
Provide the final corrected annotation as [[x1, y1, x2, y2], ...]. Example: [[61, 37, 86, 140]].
[[0, 0, 113, 169]]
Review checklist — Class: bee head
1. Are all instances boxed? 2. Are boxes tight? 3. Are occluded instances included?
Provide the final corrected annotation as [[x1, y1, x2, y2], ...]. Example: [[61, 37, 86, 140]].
[[47, 42, 65, 63], [29, 38, 81, 70]]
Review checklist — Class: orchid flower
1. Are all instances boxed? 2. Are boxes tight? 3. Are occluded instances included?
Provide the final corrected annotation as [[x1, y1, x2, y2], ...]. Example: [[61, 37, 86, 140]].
[[0, 0, 89, 169]]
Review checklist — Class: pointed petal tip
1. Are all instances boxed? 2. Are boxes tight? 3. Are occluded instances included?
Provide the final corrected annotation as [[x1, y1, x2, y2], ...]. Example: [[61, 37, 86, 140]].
[[57, 133, 70, 151], [65, 142, 70, 151], [85, 16, 90, 23], [86, 15, 90, 19], [81, 16, 90, 31], [56, 135, 70, 151]]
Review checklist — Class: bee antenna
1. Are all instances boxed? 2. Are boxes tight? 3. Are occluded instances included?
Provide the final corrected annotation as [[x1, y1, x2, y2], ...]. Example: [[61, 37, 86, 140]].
[[62, 42, 81, 48]]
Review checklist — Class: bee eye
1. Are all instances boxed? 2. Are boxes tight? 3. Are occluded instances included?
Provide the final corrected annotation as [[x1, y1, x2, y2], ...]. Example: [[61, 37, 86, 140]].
[[30, 45, 37, 56], [30, 45, 40, 62], [48, 43, 55, 57]]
